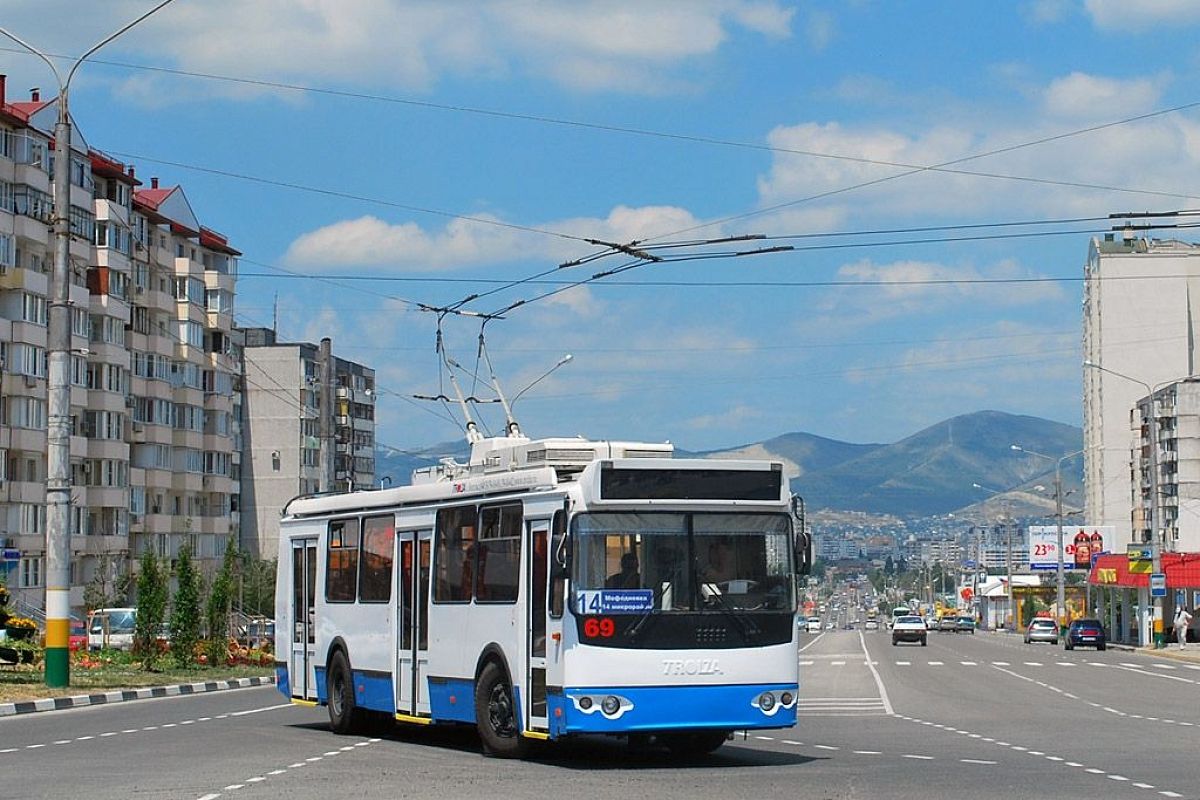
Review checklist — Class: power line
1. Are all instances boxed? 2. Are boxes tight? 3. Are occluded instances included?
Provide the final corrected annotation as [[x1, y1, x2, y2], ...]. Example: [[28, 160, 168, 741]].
[[10, 44, 1200, 208]]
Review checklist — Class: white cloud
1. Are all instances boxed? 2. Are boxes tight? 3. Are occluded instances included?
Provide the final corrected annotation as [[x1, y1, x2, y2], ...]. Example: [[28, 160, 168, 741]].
[[1084, 0, 1200, 29], [1042, 72, 1164, 119], [3, 0, 793, 100], [1022, 0, 1073, 24], [804, 10, 836, 51], [284, 204, 708, 270], [684, 403, 763, 431]]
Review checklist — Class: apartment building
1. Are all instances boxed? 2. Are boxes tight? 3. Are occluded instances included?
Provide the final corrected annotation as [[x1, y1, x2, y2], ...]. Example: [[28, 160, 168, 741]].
[[1130, 378, 1200, 553], [0, 77, 241, 616], [240, 329, 375, 560], [1083, 234, 1200, 545]]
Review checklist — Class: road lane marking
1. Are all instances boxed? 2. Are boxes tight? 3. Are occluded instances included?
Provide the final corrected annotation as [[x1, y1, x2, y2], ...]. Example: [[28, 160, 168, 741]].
[[857, 630, 894, 715], [992, 661, 1010, 666], [927, 661, 944, 665], [830, 661, 846, 666], [903, 754, 933, 760], [1023, 662, 1043, 666], [755, 736, 774, 741], [1133, 783, 1155, 789], [814, 744, 839, 750], [1086, 768, 1105, 774], [782, 740, 803, 745], [1109, 775, 1129, 781], [960, 661, 977, 665], [853, 750, 881, 754], [231, 703, 293, 716], [961, 759, 996, 765], [799, 633, 825, 652], [895, 661, 910, 665]]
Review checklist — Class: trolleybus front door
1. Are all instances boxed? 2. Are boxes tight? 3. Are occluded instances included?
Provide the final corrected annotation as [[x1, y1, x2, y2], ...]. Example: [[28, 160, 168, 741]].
[[396, 529, 432, 717], [290, 538, 318, 701], [527, 519, 551, 732]]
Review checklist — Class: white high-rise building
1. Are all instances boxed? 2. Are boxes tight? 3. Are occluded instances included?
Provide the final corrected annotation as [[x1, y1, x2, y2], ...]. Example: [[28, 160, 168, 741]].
[[1082, 234, 1200, 547]]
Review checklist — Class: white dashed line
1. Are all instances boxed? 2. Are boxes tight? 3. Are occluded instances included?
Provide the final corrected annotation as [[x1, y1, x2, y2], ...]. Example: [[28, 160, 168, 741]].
[[1160, 791, 1183, 798], [755, 736, 774, 741], [853, 750, 881, 754], [903, 754, 934, 760], [1133, 783, 1156, 790], [1086, 768, 1106, 774], [961, 759, 996, 765], [782, 740, 803, 745], [814, 744, 839, 751], [927, 661, 944, 666]]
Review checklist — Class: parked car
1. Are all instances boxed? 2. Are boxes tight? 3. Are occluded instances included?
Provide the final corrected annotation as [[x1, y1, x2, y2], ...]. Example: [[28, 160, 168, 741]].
[[1025, 618, 1059, 645], [69, 618, 88, 652], [892, 615, 928, 646], [956, 616, 976, 634], [1065, 618, 1107, 650], [88, 607, 137, 651]]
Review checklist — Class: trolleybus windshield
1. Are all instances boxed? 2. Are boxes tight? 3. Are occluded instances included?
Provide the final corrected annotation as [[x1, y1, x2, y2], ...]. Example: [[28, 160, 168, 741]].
[[572, 511, 794, 614]]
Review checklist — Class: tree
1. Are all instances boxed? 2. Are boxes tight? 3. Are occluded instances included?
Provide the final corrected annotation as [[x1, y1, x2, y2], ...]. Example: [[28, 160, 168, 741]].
[[206, 541, 237, 667], [884, 555, 895, 575], [133, 548, 168, 667], [169, 544, 204, 668], [239, 555, 277, 618]]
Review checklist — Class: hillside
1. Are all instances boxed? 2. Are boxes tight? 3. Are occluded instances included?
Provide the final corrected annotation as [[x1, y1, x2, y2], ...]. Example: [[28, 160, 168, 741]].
[[374, 410, 1083, 519]]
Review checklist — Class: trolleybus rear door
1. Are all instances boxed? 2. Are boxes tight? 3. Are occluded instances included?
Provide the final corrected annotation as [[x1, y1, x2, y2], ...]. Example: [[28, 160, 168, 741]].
[[527, 519, 551, 733], [290, 538, 318, 701], [396, 529, 433, 717]]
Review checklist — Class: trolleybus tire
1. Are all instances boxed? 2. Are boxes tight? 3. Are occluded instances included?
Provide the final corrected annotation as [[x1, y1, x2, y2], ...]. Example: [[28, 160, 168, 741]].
[[475, 661, 528, 758], [327, 650, 363, 735], [661, 730, 730, 756]]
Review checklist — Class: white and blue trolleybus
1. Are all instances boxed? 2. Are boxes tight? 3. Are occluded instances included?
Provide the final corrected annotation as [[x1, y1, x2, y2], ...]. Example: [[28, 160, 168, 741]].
[[276, 434, 808, 757]]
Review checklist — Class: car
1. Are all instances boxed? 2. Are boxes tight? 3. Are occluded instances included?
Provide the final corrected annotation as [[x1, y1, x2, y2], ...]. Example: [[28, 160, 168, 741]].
[[938, 615, 959, 632], [1065, 618, 1107, 650], [956, 616, 976, 634], [806, 617, 822, 633], [864, 619, 879, 631], [68, 618, 88, 652], [892, 615, 928, 646], [1025, 618, 1059, 645], [824, 621, 835, 630], [88, 607, 137, 651]]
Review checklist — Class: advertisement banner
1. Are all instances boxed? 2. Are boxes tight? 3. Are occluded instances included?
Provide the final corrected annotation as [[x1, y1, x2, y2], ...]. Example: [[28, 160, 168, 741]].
[[1028, 526, 1112, 570]]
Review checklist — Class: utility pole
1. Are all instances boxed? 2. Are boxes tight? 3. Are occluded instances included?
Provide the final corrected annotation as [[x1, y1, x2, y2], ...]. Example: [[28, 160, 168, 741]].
[[318, 337, 334, 492], [1012, 444, 1090, 634], [0, 0, 178, 688]]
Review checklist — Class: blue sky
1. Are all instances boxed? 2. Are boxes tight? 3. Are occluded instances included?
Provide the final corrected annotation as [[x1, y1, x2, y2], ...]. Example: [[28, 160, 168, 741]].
[[5, 1, 1200, 453]]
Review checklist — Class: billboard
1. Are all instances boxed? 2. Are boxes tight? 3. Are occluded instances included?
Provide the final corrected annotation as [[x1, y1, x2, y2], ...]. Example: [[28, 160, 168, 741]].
[[1028, 526, 1112, 570]]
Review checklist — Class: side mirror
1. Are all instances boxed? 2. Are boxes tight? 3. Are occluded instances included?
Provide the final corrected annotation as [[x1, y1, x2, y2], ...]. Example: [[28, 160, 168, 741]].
[[791, 495, 811, 575]]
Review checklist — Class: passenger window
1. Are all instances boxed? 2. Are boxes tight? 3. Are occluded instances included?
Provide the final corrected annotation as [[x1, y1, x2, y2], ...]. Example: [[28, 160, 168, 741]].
[[434, 506, 476, 603], [477, 504, 521, 603], [326, 518, 359, 602], [358, 515, 394, 603]]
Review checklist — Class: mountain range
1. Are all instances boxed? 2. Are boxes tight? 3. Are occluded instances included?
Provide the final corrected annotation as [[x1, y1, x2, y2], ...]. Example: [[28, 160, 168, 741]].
[[375, 410, 1084, 520]]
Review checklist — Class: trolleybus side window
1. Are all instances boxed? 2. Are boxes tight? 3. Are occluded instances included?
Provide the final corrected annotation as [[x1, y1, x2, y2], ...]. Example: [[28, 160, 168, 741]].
[[326, 518, 360, 603], [434, 505, 476, 603], [358, 514, 395, 603], [477, 503, 521, 603]]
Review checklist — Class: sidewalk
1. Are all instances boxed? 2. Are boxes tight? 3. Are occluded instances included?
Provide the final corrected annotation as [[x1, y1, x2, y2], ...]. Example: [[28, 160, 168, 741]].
[[0, 675, 276, 718]]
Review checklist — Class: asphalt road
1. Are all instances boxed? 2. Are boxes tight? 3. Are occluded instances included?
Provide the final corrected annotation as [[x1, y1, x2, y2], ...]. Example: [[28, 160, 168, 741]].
[[1, 631, 1197, 799]]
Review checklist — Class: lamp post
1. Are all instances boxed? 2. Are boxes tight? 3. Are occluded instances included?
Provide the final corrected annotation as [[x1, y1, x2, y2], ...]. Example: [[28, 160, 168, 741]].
[[1083, 360, 1174, 648], [0, 0, 179, 688], [1012, 444, 1088, 633], [973, 482, 1014, 630]]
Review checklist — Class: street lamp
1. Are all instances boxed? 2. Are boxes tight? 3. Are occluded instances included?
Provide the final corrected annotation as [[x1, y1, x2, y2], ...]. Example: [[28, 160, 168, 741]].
[[0, 0, 179, 688], [1011, 444, 1089, 633], [973, 482, 1014, 630], [1083, 360, 1174, 648]]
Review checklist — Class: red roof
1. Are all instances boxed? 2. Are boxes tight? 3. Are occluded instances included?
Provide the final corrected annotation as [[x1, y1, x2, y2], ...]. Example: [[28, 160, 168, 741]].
[[90, 151, 141, 185], [1089, 551, 1200, 588], [199, 227, 241, 256], [134, 187, 173, 210], [6, 100, 47, 121]]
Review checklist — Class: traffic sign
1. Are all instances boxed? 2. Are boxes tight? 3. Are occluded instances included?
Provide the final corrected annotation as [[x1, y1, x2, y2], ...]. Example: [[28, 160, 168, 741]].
[[1, 548, 18, 562], [1150, 573, 1167, 598], [1128, 545, 1153, 574]]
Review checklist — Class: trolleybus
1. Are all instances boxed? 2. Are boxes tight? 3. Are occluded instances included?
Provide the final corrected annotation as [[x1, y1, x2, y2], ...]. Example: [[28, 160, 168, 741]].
[[276, 434, 808, 757]]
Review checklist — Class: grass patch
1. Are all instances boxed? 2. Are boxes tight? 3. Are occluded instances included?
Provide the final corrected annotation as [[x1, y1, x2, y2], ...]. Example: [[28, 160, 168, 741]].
[[0, 652, 272, 705]]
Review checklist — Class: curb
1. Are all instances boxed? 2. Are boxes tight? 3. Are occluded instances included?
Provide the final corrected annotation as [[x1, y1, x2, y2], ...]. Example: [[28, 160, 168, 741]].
[[0, 675, 276, 718]]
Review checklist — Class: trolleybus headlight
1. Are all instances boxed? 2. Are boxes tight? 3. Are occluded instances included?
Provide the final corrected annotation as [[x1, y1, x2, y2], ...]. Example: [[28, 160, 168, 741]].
[[601, 695, 621, 716], [579, 696, 593, 710], [780, 692, 794, 706], [758, 692, 776, 712]]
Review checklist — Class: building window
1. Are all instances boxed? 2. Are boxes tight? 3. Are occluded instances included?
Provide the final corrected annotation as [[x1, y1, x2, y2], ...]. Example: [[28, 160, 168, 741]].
[[20, 557, 44, 589]]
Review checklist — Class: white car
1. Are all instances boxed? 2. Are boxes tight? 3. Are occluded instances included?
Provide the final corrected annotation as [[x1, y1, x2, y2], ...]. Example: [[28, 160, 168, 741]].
[[891, 615, 928, 646], [806, 617, 822, 633], [864, 619, 879, 631]]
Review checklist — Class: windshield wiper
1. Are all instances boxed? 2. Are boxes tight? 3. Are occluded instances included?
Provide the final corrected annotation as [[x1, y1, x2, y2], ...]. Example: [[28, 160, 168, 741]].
[[627, 581, 670, 640]]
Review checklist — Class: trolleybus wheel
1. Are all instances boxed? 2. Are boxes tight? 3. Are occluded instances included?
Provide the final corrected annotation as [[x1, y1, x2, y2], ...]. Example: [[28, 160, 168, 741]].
[[327, 650, 362, 735], [661, 730, 730, 756], [475, 661, 528, 758]]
